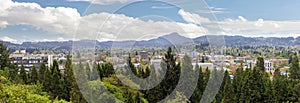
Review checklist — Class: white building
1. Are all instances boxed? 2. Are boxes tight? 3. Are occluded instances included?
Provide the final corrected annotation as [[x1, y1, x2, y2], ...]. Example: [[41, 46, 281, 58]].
[[265, 60, 275, 73], [10, 50, 53, 72], [192, 63, 214, 70]]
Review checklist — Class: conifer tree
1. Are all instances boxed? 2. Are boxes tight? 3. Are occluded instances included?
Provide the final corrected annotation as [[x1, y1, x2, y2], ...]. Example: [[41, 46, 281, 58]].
[[50, 60, 63, 99], [232, 67, 245, 102], [256, 57, 265, 72], [9, 64, 19, 84], [71, 62, 87, 103], [38, 62, 46, 84], [20, 64, 28, 84], [63, 55, 74, 101], [85, 63, 91, 81], [91, 62, 99, 80], [190, 65, 205, 103], [290, 54, 300, 80], [43, 67, 52, 92], [0, 42, 10, 70], [222, 71, 234, 103], [30, 65, 38, 84], [160, 47, 181, 99]]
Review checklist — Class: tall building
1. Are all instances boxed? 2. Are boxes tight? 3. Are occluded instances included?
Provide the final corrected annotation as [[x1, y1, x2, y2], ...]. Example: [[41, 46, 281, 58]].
[[9, 50, 53, 72]]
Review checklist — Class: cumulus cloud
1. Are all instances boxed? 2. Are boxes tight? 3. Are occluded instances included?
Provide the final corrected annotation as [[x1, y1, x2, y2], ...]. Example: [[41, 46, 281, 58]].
[[219, 17, 300, 37], [0, 0, 80, 35], [178, 9, 211, 24], [0, 0, 208, 41], [0, 36, 17, 43], [178, 10, 300, 37], [76, 12, 208, 40], [1, 0, 300, 43]]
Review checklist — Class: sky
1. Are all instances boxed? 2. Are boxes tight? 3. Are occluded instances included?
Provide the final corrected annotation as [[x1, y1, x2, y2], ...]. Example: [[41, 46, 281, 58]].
[[1, 0, 300, 43]]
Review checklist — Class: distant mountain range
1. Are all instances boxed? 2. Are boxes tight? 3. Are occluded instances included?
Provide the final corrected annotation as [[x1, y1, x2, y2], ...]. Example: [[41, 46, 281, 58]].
[[2, 33, 300, 50]]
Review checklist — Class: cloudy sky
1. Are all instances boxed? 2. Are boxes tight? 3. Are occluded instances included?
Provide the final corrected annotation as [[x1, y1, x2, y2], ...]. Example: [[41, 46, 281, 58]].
[[1, 0, 300, 43]]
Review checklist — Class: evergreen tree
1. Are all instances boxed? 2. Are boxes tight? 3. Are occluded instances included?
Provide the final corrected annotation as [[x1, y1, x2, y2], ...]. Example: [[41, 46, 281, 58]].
[[91, 62, 99, 80], [85, 63, 91, 81], [190, 65, 205, 103], [128, 54, 137, 76], [20, 64, 28, 84], [232, 67, 246, 102], [274, 75, 288, 102], [29, 65, 38, 84], [160, 47, 181, 99], [178, 54, 197, 102], [0, 42, 10, 70], [262, 73, 276, 102], [222, 71, 234, 103], [97, 63, 103, 80], [144, 47, 181, 102], [9, 64, 20, 84], [62, 55, 74, 101], [43, 67, 52, 92], [256, 57, 265, 72], [71, 62, 87, 103], [50, 60, 63, 99], [204, 67, 211, 86], [290, 54, 300, 80], [38, 62, 46, 84]]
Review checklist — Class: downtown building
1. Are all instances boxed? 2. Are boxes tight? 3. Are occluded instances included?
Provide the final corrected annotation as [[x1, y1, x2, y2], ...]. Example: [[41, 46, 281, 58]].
[[9, 50, 53, 72]]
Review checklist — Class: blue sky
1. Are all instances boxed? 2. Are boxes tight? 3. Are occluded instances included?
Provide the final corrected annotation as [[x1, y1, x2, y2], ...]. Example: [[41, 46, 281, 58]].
[[1, 0, 300, 43], [11, 0, 300, 21]]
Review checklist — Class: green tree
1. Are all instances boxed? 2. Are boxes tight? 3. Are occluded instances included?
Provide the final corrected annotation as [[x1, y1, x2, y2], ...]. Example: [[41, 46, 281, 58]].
[[38, 62, 47, 84], [50, 60, 63, 99], [9, 64, 20, 84], [256, 57, 265, 72], [222, 71, 234, 103], [290, 54, 300, 80], [91, 62, 99, 80], [62, 55, 74, 101], [274, 75, 289, 102], [20, 64, 28, 84], [262, 73, 276, 103], [85, 63, 91, 81], [232, 67, 246, 102], [0, 42, 10, 70], [144, 47, 181, 102], [30, 65, 38, 84], [43, 67, 52, 92], [71, 63, 87, 103], [190, 65, 205, 103], [160, 47, 181, 101]]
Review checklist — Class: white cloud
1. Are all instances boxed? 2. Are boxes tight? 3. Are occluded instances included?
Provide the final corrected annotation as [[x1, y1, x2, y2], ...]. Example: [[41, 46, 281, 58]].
[[0, 0, 81, 35], [0, 36, 17, 43], [76, 12, 208, 40], [178, 9, 211, 24], [57, 37, 67, 41], [1, 0, 300, 43], [238, 16, 247, 22], [218, 17, 300, 37], [0, 0, 208, 41], [255, 18, 264, 27]]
